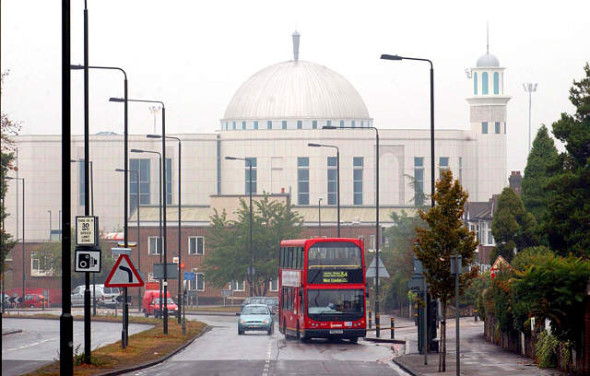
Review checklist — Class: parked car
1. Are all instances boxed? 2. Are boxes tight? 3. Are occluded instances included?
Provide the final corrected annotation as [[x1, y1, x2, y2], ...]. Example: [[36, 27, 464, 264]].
[[237, 303, 274, 335], [23, 294, 47, 308], [71, 284, 120, 308], [142, 290, 178, 318]]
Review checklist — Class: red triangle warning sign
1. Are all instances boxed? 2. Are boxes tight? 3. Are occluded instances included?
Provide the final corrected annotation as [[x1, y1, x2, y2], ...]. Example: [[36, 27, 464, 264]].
[[105, 254, 144, 287]]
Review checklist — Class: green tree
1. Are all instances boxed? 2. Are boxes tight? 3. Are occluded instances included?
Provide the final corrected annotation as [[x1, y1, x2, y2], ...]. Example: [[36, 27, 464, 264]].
[[1, 71, 21, 274], [414, 169, 478, 372], [521, 125, 559, 226], [545, 63, 590, 255], [203, 195, 303, 296], [491, 187, 538, 262], [382, 210, 423, 315]]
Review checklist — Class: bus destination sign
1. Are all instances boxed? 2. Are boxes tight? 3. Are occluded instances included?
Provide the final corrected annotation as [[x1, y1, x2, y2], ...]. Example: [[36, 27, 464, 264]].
[[322, 270, 349, 283]]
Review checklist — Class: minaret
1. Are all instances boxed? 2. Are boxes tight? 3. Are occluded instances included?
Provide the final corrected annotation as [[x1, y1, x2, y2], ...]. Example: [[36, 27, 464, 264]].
[[465, 32, 511, 201]]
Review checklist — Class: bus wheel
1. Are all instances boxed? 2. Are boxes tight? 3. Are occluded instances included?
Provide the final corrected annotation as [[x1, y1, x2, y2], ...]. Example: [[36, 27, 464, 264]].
[[349, 337, 358, 344]]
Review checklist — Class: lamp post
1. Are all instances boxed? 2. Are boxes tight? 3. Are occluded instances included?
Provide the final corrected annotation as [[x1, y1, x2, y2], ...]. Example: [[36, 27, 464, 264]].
[[48, 210, 52, 240], [113, 97, 169, 334], [117, 168, 141, 313], [308, 143, 340, 237], [131, 148, 166, 331], [523, 83, 537, 154], [318, 198, 322, 237], [322, 124, 381, 336], [6, 177, 25, 309], [381, 53, 435, 363], [225, 156, 254, 297], [148, 134, 182, 323]]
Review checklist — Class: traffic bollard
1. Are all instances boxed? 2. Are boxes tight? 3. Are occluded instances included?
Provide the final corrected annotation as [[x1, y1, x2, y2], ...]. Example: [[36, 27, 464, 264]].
[[391, 317, 395, 339], [368, 309, 373, 329]]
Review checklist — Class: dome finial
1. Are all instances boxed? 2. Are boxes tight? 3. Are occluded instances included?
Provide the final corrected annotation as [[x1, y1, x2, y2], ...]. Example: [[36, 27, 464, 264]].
[[292, 31, 300, 61], [486, 21, 490, 54]]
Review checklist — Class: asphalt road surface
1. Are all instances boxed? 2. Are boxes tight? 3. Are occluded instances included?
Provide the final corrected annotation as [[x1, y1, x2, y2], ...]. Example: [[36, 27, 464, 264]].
[[2, 318, 152, 376], [128, 314, 408, 376]]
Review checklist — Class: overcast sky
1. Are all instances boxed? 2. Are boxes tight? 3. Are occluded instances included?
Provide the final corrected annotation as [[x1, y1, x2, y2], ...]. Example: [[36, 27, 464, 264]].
[[2, 0, 589, 174]]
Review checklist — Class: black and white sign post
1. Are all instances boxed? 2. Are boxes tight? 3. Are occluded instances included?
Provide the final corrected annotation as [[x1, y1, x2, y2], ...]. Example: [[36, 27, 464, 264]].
[[75, 216, 100, 364]]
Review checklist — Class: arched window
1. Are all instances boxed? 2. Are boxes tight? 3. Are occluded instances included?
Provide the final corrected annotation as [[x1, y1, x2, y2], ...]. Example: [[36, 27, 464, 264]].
[[473, 72, 478, 95], [482, 72, 489, 95], [493, 72, 499, 94]]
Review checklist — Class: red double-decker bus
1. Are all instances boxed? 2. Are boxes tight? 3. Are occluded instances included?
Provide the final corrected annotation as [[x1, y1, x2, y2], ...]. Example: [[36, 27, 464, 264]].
[[278, 238, 367, 343]]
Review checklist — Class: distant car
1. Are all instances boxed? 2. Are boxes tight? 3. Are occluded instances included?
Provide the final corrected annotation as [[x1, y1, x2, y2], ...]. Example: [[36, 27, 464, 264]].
[[71, 284, 121, 308], [142, 290, 179, 318], [237, 303, 274, 335], [23, 294, 46, 308], [262, 297, 279, 312]]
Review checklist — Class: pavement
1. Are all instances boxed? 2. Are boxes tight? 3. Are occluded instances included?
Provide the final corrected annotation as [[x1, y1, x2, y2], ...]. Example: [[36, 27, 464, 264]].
[[363, 313, 565, 376]]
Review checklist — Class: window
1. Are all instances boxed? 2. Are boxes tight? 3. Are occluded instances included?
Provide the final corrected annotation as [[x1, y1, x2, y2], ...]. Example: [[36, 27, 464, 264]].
[[361, 121, 364, 128], [482, 72, 489, 95], [297, 157, 309, 205], [188, 236, 204, 255], [78, 161, 85, 206], [130, 159, 151, 213], [269, 278, 278, 292], [327, 156, 338, 205], [495, 122, 501, 134], [282, 287, 294, 311], [242, 121, 246, 130], [31, 252, 54, 277], [327, 120, 332, 127], [369, 235, 376, 252], [232, 121, 236, 130], [414, 157, 424, 207], [353, 157, 363, 205], [312, 120, 317, 129], [282, 120, 287, 129], [473, 72, 478, 95], [254, 121, 258, 130], [482, 122, 488, 134], [439, 157, 449, 179], [148, 236, 162, 255], [267, 121, 272, 130], [229, 280, 245, 291], [340, 120, 344, 128], [245, 158, 257, 195], [166, 158, 172, 205], [297, 120, 302, 129], [189, 272, 205, 291], [493, 72, 499, 95], [351, 120, 356, 128]]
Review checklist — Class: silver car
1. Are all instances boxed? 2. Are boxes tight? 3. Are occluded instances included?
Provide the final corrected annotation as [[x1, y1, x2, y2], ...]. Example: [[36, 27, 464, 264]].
[[71, 284, 120, 308]]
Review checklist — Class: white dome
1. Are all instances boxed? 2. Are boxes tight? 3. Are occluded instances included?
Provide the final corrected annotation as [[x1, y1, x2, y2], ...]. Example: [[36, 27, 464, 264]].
[[223, 60, 370, 121], [476, 53, 500, 67]]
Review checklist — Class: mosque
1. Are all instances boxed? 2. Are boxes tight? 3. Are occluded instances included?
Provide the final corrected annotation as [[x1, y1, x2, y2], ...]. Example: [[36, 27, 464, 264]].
[[3, 32, 510, 301]]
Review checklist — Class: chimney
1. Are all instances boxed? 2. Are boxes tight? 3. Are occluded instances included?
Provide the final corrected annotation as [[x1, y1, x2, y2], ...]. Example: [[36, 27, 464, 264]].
[[509, 171, 522, 195]]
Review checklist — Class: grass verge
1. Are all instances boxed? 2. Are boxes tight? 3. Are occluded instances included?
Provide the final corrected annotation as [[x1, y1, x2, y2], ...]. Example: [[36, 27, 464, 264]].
[[20, 316, 207, 376]]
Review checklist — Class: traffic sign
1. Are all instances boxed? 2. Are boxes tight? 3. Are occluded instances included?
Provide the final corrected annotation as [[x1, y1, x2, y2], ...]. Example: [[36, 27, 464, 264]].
[[75, 248, 101, 273], [76, 216, 98, 246], [153, 263, 178, 279], [184, 272, 195, 281], [105, 254, 144, 287]]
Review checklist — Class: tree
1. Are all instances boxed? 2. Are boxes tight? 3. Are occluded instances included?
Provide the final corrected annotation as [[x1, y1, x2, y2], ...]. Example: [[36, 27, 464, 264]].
[[1, 71, 21, 274], [521, 125, 559, 226], [414, 169, 478, 372], [545, 63, 590, 256], [203, 195, 303, 296], [382, 210, 424, 315], [491, 187, 538, 262]]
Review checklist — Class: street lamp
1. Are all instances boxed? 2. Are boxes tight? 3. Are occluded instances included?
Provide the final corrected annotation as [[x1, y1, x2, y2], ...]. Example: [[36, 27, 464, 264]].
[[48, 210, 52, 240], [381, 53, 435, 363], [147, 134, 183, 324], [322, 124, 381, 335], [116, 168, 141, 313], [523, 83, 538, 154], [113, 97, 169, 334], [72, 63, 129, 347], [130, 148, 164, 326], [318, 198, 322, 237], [308, 143, 340, 237], [225, 156, 254, 297], [6, 177, 25, 308]]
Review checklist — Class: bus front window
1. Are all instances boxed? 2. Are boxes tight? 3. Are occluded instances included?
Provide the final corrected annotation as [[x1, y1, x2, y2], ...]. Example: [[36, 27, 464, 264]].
[[306, 289, 364, 320]]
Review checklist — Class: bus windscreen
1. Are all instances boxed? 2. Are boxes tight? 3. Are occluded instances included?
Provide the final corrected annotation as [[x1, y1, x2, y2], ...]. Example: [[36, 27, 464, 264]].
[[307, 289, 364, 321], [307, 242, 363, 284]]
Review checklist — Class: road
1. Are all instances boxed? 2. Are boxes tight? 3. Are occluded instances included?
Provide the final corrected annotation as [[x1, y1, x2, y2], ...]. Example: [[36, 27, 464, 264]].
[[2, 318, 152, 376], [128, 314, 408, 376]]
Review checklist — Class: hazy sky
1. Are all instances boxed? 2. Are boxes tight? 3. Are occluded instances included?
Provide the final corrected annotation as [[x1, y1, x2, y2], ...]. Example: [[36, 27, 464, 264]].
[[2, 0, 589, 174]]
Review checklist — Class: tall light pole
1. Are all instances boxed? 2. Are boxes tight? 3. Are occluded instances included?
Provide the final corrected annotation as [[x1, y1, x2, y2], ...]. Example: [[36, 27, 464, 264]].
[[113, 97, 169, 334], [381, 53, 435, 362], [117, 168, 141, 313], [308, 143, 340, 237], [6, 177, 25, 309], [131, 148, 164, 327], [148, 134, 182, 323], [48, 210, 52, 240], [318, 198, 322, 237], [523, 83, 538, 154], [225, 156, 254, 297], [149, 106, 161, 134], [322, 124, 381, 336]]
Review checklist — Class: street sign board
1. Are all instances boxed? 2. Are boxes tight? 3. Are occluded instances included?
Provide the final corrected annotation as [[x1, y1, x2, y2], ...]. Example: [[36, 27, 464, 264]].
[[221, 289, 233, 297], [366, 257, 390, 278], [76, 216, 98, 246], [408, 274, 425, 292], [184, 272, 195, 281], [105, 254, 144, 287], [75, 248, 101, 273], [153, 263, 179, 279]]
